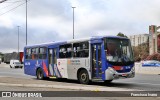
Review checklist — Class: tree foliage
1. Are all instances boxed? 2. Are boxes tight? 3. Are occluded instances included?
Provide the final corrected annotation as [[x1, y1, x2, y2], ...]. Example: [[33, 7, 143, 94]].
[[117, 32, 128, 38], [133, 43, 149, 61], [146, 53, 160, 61]]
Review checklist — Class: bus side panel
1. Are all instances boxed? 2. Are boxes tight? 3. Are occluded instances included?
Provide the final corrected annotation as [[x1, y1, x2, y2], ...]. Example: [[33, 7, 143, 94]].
[[24, 60, 37, 76], [24, 59, 49, 77], [67, 58, 90, 80]]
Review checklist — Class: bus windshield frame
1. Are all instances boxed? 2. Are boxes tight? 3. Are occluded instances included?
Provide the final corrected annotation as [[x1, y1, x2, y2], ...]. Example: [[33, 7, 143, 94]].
[[104, 37, 134, 66]]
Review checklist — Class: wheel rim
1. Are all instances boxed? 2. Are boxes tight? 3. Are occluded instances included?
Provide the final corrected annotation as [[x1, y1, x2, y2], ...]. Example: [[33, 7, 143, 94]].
[[81, 73, 87, 82], [38, 71, 42, 79]]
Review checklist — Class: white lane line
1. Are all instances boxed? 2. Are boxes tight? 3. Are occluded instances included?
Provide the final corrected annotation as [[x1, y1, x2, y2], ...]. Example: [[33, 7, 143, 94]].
[[116, 81, 160, 86]]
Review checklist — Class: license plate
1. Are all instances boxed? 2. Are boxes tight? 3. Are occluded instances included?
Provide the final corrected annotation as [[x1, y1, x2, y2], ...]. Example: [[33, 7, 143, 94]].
[[122, 74, 127, 76]]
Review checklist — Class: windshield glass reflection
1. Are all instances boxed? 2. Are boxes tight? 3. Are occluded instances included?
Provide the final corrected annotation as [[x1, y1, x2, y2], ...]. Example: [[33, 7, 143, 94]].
[[104, 38, 134, 65]]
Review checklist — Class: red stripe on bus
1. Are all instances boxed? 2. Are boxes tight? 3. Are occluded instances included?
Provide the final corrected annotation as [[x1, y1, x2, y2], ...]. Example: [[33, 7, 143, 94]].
[[113, 66, 122, 70], [42, 61, 49, 76]]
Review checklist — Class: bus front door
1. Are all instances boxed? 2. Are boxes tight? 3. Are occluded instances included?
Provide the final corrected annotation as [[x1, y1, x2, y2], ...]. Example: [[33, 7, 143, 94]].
[[48, 48, 58, 77], [91, 44, 102, 79]]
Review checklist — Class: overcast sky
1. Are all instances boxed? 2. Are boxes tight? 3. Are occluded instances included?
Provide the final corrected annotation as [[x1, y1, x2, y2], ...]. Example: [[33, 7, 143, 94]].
[[0, 0, 160, 53]]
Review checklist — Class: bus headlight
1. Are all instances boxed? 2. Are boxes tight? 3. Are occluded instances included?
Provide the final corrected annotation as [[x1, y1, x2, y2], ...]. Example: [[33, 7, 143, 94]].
[[131, 66, 135, 72], [108, 67, 115, 73]]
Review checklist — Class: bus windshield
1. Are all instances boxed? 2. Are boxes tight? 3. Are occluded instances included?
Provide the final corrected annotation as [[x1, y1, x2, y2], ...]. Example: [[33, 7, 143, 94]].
[[104, 38, 134, 66]]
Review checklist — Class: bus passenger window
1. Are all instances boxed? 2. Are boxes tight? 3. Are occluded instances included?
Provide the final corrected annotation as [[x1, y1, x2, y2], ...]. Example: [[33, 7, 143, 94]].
[[26, 48, 31, 59], [59, 44, 72, 58], [59, 47, 66, 58], [31, 48, 36, 60], [39, 47, 47, 59], [67, 47, 72, 58], [73, 43, 79, 57], [73, 42, 89, 58], [34, 48, 39, 59]]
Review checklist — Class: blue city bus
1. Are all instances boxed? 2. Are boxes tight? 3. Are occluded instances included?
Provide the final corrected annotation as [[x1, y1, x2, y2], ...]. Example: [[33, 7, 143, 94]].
[[24, 36, 135, 84]]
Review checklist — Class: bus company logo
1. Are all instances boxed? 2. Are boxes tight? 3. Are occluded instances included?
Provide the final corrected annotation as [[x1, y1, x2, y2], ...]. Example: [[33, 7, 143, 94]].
[[70, 60, 80, 65], [35, 60, 40, 67], [2, 92, 11, 97], [25, 62, 30, 66]]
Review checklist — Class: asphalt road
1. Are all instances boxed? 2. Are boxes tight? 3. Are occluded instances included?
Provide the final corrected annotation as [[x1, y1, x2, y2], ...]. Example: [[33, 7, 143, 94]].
[[0, 63, 160, 91], [0, 63, 160, 100]]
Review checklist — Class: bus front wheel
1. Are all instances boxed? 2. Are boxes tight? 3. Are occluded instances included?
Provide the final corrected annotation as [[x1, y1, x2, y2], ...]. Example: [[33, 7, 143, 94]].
[[104, 80, 112, 84], [78, 70, 89, 84], [36, 68, 44, 80]]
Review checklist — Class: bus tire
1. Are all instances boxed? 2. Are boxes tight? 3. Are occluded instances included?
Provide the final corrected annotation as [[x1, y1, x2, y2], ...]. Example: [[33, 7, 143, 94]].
[[78, 70, 89, 84], [36, 68, 44, 80], [104, 80, 112, 84], [10, 65, 12, 68]]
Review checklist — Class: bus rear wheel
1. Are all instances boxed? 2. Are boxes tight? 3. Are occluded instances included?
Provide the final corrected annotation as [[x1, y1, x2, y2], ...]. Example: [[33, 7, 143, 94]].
[[36, 68, 44, 80], [78, 70, 89, 84]]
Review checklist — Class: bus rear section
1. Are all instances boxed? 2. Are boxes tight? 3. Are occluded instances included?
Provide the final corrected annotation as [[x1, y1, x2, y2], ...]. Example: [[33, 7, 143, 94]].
[[24, 47, 49, 79]]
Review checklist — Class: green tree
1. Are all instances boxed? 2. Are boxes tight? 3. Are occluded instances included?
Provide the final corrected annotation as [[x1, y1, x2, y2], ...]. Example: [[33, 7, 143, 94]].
[[117, 32, 128, 38], [133, 43, 149, 61]]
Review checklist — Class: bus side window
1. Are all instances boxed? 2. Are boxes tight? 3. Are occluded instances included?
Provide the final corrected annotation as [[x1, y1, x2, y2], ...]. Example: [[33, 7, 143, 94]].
[[35, 48, 39, 59], [31, 48, 36, 60], [73, 42, 89, 58], [81, 42, 89, 57], [73, 47, 77, 57], [26, 48, 31, 59], [39, 47, 47, 59], [73, 43, 79, 57], [59, 44, 72, 58], [59, 46, 65, 58], [66, 44, 72, 58]]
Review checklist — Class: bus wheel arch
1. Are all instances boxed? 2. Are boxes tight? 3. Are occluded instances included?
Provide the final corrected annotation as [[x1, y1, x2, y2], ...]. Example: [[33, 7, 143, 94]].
[[36, 67, 44, 80], [77, 68, 89, 84]]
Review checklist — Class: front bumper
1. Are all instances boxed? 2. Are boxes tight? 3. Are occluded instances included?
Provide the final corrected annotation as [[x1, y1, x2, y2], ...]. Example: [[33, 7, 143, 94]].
[[105, 68, 135, 80]]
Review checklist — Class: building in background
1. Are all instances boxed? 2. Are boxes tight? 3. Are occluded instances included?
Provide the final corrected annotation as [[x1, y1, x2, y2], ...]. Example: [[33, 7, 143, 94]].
[[3, 52, 23, 64], [149, 25, 160, 55], [129, 34, 149, 47]]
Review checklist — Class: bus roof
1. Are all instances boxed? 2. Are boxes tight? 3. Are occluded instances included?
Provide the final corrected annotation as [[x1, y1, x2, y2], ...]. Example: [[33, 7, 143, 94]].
[[25, 35, 128, 48], [93, 35, 129, 39], [25, 41, 66, 48]]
